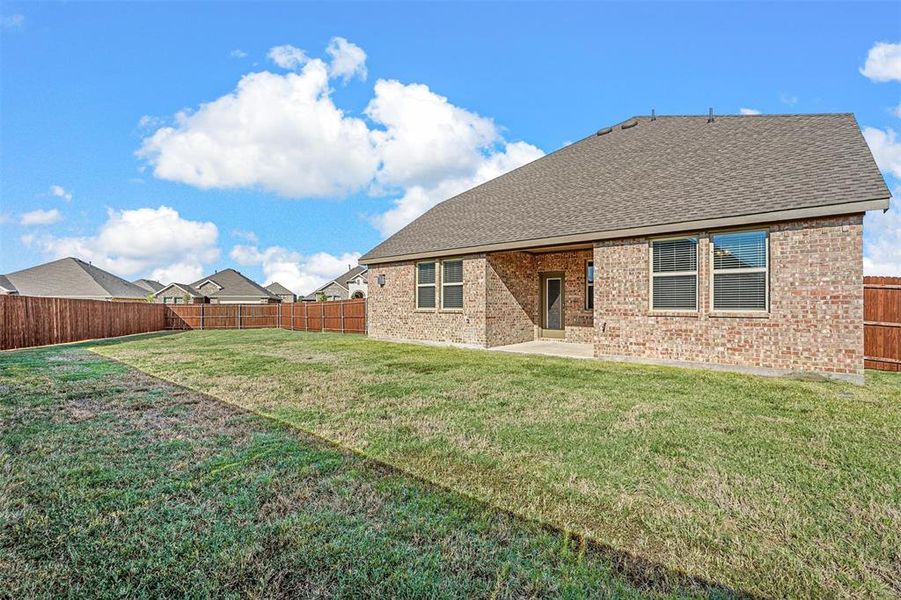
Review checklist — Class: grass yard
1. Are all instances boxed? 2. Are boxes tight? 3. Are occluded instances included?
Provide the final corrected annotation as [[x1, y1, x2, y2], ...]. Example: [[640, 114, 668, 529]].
[[88, 329, 901, 599], [1, 342, 714, 599]]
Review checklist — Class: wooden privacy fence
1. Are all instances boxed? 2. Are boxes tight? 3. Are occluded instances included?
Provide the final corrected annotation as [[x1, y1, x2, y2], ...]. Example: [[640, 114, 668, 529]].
[[864, 276, 901, 372], [164, 299, 367, 334], [0, 295, 167, 350]]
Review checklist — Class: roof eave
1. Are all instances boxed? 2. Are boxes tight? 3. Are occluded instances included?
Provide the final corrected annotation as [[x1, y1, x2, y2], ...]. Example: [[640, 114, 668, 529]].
[[360, 196, 890, 265]]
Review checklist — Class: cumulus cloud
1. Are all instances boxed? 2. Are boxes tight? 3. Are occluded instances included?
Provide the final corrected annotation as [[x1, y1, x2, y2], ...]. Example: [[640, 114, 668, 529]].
[[20, 208, 62, 226], [137, 60, 378, 197], [892, 103, 901, 118], [860, 42, 901, 83], [863, 126, 901, 178], [739, 107, 761, 115], [139, 38, 544, 237], [232, 229, 258, 243], [31, 206, 219, 284], [268, 44, 308, 70], [230, 244, 360, 294], [230, 49, 248, 59], [864, 189, 901, 276], [370, 140, 543, 237], [49, 184, 72, 202], [326, 37, 367, 82]]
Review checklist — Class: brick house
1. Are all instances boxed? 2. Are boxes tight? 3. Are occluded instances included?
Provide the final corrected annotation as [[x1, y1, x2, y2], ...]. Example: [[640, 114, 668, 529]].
[[360, 114, 891, 382]]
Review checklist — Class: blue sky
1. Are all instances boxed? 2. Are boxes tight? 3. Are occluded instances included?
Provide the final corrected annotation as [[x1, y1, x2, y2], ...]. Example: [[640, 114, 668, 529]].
[[2, 2, 900, 293]]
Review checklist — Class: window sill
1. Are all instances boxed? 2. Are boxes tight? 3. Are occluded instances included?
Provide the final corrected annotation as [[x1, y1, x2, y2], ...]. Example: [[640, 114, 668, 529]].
[[648, 310, 699, 318], [415, 308, 437, 313], [438, 308, 464, 314], [709, 311, 770, 319]]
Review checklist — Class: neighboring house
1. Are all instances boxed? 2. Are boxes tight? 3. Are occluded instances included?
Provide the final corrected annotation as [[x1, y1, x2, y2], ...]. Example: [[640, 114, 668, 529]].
[[361, 114, 891, 382], [265, 282, 297, 303], [303, 266, 368, 301], [0, 275, 17, 295], [132, 278, 165, 294], [1, 257, 149, 301], [179, 268, 279, 304], [153, 283, 207, 304]]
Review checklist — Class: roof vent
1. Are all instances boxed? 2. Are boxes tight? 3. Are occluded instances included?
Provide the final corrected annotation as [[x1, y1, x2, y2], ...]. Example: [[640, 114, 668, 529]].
[[596, 127, 612, 136], [707, 107, 715, 123], [621, 119, 638, 130]]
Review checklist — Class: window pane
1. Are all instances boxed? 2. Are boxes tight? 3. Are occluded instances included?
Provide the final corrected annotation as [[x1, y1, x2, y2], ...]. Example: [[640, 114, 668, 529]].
[[587, 285, 594, 310], [586, 261, 594, 284], [418, 262, 436, 285], [442, 260, 463, 284], [713, 231, 766, 270], [652, 275, 697, 310], [417, 286, 436, 308], [714, 272, 766, 311], [442, 284, 463, 309], [653, 238, 697, 273]]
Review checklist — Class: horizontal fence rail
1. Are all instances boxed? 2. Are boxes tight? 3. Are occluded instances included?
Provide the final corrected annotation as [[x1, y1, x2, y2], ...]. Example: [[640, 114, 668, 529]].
[[864, 276, 901, 372], [0, 295, 167, 350], [164, 299, 366, 334]]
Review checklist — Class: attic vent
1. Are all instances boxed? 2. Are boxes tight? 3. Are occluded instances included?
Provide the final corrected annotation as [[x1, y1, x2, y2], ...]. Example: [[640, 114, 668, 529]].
[[621, 119, 638, 130], [596, 127, 612, 136]]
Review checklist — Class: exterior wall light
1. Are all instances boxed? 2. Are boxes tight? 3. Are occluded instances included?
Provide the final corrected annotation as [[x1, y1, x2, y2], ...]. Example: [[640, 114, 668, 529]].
[[377, 274, 386, 287]]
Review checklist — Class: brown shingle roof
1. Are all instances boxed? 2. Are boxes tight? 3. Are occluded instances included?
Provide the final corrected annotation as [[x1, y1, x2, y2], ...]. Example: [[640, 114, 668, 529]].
[[191, 268, 277, 300], [361, 114, 890, 263], [3, 257, 148, 299]]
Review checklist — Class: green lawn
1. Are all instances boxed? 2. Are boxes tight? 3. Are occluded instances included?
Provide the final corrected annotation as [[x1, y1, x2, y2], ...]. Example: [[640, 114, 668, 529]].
[[1, 342, 712, 598], [7, 331, 899, 597]]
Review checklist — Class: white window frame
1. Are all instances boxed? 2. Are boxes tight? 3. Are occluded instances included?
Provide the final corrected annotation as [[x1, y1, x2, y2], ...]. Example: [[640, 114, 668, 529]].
[[415, 260, 437, 310], [649, 234, 699, 312], [585, 260, 594, 311], [440, 258, 464, 311], [709, 228, 769, 313]]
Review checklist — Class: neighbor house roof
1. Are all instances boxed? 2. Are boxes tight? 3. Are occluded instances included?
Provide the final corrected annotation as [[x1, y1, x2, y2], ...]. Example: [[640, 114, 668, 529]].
[[191, 268, 278, 300], [303, 266, 367, 300], [265, 282, 295, 296], [132, 278, 165, 293], [3, 257, 149, 299], [361, 113, 890, 263], [0, 275, 17, 294], [154, 283, 204, 298]]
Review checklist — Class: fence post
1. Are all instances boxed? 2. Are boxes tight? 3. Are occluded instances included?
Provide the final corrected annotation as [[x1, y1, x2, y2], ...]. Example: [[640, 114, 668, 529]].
[[277, 303, 281, 329], [200, 303, 204, 331], [320, 302, 325, 332], [340, 301, 345, 333], [238, 304, 241, 329]]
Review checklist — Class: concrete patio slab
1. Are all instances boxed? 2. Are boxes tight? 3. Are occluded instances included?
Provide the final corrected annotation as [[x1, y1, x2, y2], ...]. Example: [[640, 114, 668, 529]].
[[488, 340, 594, 360]]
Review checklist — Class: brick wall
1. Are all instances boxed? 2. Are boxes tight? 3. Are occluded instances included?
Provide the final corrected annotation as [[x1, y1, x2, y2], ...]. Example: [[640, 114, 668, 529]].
[[367, 256, 488, 346], [593, 215, 864, 378]]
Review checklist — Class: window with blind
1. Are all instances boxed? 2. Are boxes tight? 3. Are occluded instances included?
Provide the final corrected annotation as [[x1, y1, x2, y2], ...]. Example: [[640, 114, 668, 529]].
[[650, 237, 698, 310], [441, 259, 464, 309], [712, 230, 768, 311], [416, 261, 436, 309], [585, 261, 594, 310]]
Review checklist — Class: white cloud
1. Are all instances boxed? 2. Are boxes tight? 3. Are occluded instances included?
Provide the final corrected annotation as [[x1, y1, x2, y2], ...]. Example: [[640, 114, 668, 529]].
[[32, 206, 219, 284], [230, 49, 248, 59], [137, 60, 379, 197], [863, 126, 901, 178], [20, 208, 62, 226], [892, 103, 901, 118], [20, 234, 34, 247], [779, 93, 799, 106], [268, 44, 308, 70], [370, 140, 543, 237], [230, 244, 360, 294], [739, 107, 761, 115], [138, 39, 545, 238], [49, 184, 72, 202], [864, 189, 901, 276], [326, 37, 367, 82], [860, 42, 901, 83], [1, 14, 24, 29], [232, 229, 258, 243]]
